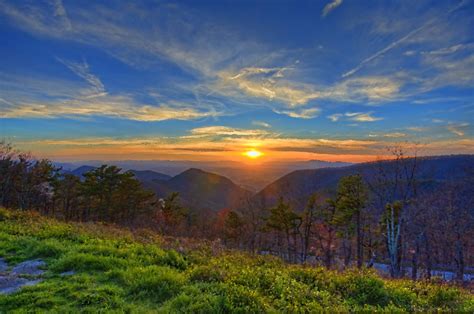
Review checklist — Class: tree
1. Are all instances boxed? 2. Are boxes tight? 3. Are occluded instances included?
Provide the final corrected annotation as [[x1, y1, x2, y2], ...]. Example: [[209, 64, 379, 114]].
[[335, 174, 367, 268], [223, 210, 244, 247], [299, 193, 320, 263], [316, 198, 338, 268], [81, 165, 154, 223], [53, 174, 81, 220], [157, 192, 189, 235], [265, 197, 301, 262], [367, 146, 420, 278]]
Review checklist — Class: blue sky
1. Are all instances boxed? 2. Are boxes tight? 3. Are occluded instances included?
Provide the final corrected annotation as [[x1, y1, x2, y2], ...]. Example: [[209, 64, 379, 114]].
[[0, 0, 473, 162]]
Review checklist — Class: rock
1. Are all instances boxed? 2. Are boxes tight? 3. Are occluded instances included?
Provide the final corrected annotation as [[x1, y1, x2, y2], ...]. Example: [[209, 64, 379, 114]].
[[0, 258, 8, 273], [11, 260, 46, 276], [0, 276, 41, 295]]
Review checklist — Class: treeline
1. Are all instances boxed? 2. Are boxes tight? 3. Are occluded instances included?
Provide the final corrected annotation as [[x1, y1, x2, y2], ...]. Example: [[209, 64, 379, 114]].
[[1, 142, 473, 281], [216, 148, 474, 281], [0, 142, 155, 224]]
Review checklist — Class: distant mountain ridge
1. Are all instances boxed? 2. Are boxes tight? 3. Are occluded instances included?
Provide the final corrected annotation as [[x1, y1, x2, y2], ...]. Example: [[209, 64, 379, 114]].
[[64, 155, 473, 213], [162, 168, 252, 211], [253, 155, 474, 209], [56, 159, 353, 191], [66, 165, 251, 212]]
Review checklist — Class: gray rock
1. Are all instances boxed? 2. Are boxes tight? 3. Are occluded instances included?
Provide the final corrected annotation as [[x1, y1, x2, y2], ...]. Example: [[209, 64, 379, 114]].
[[0, 275, 41, 295], [11, 260, 46, 276], [0, 258, 8, 273], [60, 270, 75, 276]]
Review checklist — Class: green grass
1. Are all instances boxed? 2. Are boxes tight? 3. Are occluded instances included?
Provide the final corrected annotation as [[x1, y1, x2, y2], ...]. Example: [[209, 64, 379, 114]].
[[0, 208, 472, 313]]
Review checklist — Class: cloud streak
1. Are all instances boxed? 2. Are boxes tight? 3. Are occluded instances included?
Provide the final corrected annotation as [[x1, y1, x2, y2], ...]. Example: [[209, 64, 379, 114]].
[[322, 0, 343, 17]]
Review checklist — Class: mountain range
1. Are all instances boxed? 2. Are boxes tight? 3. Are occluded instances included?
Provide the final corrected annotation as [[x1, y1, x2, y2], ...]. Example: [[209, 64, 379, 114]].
[[64, 155, 473, 213], [55, 159, 351, 191]]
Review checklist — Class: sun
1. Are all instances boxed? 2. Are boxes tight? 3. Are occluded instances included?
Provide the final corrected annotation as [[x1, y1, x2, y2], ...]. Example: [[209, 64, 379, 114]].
[[244, 149, 263, 159]]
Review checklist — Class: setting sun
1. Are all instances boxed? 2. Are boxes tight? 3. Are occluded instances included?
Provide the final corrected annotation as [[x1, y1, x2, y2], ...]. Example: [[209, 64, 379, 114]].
[[244, 149, 263, 159]]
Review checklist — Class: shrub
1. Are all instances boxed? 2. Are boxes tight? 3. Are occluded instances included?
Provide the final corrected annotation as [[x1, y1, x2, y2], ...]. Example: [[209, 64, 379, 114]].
[[51, 252, 128, 273], [161, 286, 225, 313], [189, 265, 225, 283], [113, 265, 185, 303]]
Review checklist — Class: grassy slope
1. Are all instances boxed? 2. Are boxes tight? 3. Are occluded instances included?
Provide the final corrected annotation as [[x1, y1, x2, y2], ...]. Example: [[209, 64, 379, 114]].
[[0, 208, 472, 313]]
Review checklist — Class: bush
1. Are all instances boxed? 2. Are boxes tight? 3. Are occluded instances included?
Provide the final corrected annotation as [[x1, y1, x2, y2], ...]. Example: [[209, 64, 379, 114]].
[[113, 265, 185, 303], [332, 270, 389, 307], [161, 286, 225, 313], [51, 252, 127, 273]]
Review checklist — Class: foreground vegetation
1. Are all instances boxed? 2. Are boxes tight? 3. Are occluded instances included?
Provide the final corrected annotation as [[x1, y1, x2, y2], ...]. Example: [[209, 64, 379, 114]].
[[0, 208, 472, 313]]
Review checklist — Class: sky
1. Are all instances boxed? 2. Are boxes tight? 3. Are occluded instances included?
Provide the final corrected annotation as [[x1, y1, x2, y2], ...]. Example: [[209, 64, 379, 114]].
[[0, 0, 473, 163]]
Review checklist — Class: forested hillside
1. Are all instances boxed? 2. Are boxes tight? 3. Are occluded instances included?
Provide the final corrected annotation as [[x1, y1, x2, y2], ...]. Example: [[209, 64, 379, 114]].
[[0, 208, 472, 312], [1, 142, 473, 284]]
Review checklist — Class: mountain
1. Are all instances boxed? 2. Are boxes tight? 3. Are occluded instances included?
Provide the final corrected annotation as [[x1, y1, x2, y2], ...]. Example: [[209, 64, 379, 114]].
[[254, 155, 474, 209], [53, 159, 353, 191], [136, 168, 252, 211], [70, 165, 96, 177], [128, 170, 171, 182]]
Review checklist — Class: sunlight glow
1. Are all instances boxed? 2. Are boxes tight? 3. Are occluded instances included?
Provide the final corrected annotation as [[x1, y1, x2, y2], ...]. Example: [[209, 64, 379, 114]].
[[244, 149, 263, 159]]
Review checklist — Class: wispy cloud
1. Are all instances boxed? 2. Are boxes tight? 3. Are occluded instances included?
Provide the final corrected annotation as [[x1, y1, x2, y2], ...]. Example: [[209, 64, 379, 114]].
[[328, 111, 383, 123], [217, 66, 320, 107], [275, 108, 320, 119], [322, 0, 343, 17], [446, 123, 470, 137], [0, 95, 220, 121], [368, 132, 406, 138], [50, 0, 72, 30], [328, 113, 342, 122], [252, 121, 271, 128], [57, 58, 105, 96], [341, 2, 468, 78], [190, 126, 270, 137]]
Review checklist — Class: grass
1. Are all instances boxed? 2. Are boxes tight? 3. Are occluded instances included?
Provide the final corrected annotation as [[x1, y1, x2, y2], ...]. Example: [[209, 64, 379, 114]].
[[0, 208, 472, 313]]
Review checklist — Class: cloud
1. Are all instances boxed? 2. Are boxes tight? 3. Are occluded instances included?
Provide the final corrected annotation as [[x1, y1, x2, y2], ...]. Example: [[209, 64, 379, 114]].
[[328, 113, 342, 122], [369, 132, 407, 138], [322, 0, 343, 17], [217, 66, 320, 107], [328, 112, 383, 123], [252, 121, 271, 128], [327, 76, 401, 103], [50, 0, 72, 30], [57, 58, 105, 95], [446, 123, 469, 137], [190, 126, 270, 137], [342, 23, 430, 78], [347, 112, 383, 122], [341, 1, 469, 78], [275, 108, 320, 119], [0, 95, 220, 121]]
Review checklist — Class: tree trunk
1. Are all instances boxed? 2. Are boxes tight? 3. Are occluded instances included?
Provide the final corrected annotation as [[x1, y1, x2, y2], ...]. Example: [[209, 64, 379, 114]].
[[356, 211, 363, 268], [454, 233, 464, 282]]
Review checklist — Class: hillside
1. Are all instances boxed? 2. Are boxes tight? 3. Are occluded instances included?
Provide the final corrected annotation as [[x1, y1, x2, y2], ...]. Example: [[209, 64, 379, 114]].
[[0, 208, 472, 312], [254, 155, 474, 209], [67, 166, 251, 212], [159, 168, 252, 211]]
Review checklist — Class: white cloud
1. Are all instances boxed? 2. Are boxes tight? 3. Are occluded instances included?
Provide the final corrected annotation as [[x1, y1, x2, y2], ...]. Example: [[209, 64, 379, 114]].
[[275, 108, 320, 119], [0, 94, 219, 121], [252, 121, 271, 128], [346, 112, 383, 122], [446, 123, 469, 137], [328, 111, 383, 123], [327, 113, 342, 122], [190, 126, 270, 137], [217, 66, 320, 107], [50, 0, 72, 30], [322, 0, 343, 17], [57, 58, 105, 95]]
